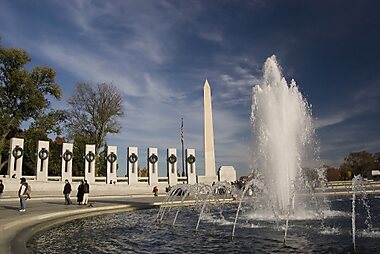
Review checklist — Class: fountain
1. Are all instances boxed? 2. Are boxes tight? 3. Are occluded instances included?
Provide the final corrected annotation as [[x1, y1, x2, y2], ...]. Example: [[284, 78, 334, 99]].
[[351, 174, 374, 251], [251, 55, 320, 214]]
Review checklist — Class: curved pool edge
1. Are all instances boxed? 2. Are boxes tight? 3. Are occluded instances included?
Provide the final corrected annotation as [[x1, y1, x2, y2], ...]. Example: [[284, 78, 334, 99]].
[[12, 204, 158, 254], [5, 198, 235, 254]]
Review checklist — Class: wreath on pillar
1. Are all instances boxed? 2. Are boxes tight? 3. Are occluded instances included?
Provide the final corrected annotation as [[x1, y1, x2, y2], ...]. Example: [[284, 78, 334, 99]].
[[149, 154, 158, 164], [129, 153, 138, 163], [167, 154, 177, 164], [38, 148, 49, 161], [107, 152, 117, 163], [186, 154, 196, 164], [62, 150, 73, 162], [85, 151, 95, 163], [12, 146, 24, 159]]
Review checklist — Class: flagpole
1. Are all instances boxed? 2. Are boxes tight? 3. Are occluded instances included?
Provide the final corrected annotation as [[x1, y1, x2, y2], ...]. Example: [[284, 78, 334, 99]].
[[181, 118, 185, 176]]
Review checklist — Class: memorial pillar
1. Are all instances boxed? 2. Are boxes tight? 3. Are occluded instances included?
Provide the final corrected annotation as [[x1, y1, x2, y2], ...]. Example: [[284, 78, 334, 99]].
[[36, 141, 49, 181], [84, 144, 96, 184], [106, 146, 118, 184], [148, 147, 158, 186], [167, 148, 178, 186], [7, 138, 24, 179], [127, 147, 138, 185], [61, 143, 73, 182], [186, 148, 197, 184]]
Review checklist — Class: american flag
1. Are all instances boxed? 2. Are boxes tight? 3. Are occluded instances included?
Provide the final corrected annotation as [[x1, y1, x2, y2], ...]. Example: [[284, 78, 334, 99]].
[[180, 118, 184, 143]]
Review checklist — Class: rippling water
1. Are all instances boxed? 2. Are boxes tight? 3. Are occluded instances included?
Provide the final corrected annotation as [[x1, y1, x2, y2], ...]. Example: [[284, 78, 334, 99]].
[[28, 196, 380, 253]]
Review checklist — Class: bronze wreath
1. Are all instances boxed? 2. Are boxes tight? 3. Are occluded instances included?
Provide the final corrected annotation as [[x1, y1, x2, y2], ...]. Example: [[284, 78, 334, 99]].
[[186, 154, 196, 164], [107, 152, 117, 163], [85, 151, 95, 163], [167, 154, 177, 164], [149, 154, 158, 164], [38, 148, 49, 161], [129, 153, 138, 163], [62, 150, 73, 162], [12, 146, 24, 159]]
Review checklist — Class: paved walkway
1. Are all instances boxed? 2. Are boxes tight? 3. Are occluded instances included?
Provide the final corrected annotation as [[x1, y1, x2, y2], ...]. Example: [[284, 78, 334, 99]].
[[0, 194, 166, 254]]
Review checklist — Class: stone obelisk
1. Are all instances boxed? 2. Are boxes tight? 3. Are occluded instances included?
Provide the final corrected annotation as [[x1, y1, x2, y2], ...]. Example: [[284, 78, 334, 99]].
[[199, 80, 218, 184]]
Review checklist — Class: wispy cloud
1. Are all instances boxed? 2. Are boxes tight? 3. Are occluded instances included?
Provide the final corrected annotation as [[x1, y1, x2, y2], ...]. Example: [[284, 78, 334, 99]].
[[314, 112, 351, 129]]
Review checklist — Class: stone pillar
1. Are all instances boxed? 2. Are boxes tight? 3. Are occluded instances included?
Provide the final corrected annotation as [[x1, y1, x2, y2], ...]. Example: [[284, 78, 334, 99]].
[[7, 138, 24, 179], [61, 143, 73, 182], [84, 144, 96, 184], [148, 147, 158, 186], [106, 146, 118, 184], [186, 148, 197, 184], [36, 141, 49, 181], [167, 148, 178, 186], [127, 147, 138, 185]]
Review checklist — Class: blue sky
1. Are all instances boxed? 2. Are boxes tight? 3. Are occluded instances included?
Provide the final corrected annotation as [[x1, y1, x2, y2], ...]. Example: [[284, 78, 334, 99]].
[[1, 0, 379, 177]]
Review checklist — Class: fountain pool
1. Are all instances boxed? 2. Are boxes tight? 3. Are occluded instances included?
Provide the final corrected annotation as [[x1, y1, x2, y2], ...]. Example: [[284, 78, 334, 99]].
[[27, 196, 380, 253]]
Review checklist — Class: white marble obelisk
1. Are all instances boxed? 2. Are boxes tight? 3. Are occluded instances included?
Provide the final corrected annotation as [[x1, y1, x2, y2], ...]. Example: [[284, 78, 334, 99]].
[[199, 80, 218, 184]]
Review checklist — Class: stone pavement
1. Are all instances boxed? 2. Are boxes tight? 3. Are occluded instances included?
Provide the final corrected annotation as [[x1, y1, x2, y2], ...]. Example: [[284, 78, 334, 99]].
[[0, 194, 166, 254]]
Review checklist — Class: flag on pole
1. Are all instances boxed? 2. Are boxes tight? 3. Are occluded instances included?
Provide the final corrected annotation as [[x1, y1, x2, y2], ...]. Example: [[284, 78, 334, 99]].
[[180, 118, 184, 143]]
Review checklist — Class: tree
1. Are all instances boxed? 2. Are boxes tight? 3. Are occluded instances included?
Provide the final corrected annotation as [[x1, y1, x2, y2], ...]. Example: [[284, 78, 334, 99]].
[[374, 152, 380, 169], [339, 163, 352, 180], [66, 82, 124, 175], [0, 46, 62, 171], [326, 166, 341, 181], [342, 151, 374, 177]]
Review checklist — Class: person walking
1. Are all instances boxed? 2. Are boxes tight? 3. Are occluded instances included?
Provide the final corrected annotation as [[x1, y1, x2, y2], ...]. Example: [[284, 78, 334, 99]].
[[153, 186, 158, 197], [18, 177, 29, 212], [63, 179, 72, 205], [0, 179, 4, 198], [82, 180, 90, 205], [77, 180, 84, 205]]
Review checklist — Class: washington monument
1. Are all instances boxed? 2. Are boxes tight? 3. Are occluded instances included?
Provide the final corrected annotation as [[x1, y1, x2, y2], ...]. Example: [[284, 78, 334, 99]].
[[199, 80, 218, 184]]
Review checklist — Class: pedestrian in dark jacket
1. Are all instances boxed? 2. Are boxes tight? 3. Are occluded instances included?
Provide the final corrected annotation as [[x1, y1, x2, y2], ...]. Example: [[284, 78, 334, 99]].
[[18, 177, 28, 212], [83, 180, 90, 205], [0, 179, 4, 198], [63, 179, 72, 205], [77, 180, 84, 205]]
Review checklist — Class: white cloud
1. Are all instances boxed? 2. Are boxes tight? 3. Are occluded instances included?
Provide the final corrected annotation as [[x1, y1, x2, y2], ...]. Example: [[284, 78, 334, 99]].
[[36, 42, 143, 97], [314, 112, 349, 129]]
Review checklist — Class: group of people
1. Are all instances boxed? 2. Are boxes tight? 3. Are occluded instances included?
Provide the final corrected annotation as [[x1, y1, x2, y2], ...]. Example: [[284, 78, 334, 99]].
[[63, 179, 90, 205], [0, 178, 91, 212]]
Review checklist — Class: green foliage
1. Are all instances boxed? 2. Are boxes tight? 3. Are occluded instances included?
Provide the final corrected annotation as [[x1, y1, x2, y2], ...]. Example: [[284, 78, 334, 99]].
[[343, 151, 374, 178], [339, 163, 352, 180], [326, 166, 341, 181], [72, 133, 90, 176], [97, 149, 107, 177], [0, 45, 63, 171]]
